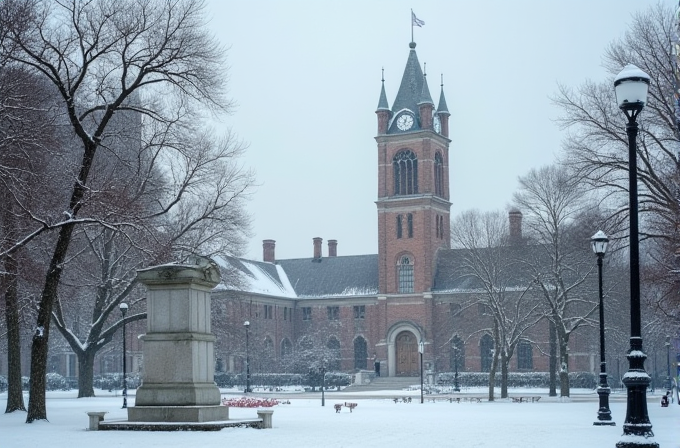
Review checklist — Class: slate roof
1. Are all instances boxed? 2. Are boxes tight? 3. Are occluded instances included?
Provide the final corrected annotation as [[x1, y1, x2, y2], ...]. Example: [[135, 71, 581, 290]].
[[278, 255, 379, 298], [215, 254, 379, 299], [376, 79, 390, 111]]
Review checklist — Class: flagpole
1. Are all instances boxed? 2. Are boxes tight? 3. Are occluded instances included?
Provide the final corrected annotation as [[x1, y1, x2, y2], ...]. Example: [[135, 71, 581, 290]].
[[411, 9, 414, 43]]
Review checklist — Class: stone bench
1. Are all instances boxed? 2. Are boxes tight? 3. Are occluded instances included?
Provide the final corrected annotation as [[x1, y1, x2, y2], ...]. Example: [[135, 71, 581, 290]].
[[87, 411, 108, 430], [257, 409, 274, 429]]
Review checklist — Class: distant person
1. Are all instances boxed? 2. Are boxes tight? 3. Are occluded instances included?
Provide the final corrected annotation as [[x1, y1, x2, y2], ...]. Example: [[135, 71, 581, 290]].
[[661, 392, 669, 407], [374, 359, 381, 377]]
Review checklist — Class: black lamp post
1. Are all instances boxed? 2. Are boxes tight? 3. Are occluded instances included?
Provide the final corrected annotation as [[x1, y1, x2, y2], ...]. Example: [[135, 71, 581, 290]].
[[591, 231, 614, 426], [119, 302, 128, 409], [453, 345, 461, 392], [665, 336, 672, 393], [321, 364, 326, 407], [244, 320, 251, 393], [419, 341, 424, 404], [614, 64, 657, 448]]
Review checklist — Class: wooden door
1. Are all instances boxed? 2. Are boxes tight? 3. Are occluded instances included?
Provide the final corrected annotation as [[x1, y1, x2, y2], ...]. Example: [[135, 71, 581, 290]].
[[396, 331, 419, 376]]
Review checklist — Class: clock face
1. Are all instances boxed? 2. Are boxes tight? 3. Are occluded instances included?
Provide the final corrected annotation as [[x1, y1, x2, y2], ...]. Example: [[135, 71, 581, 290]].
[[433, 115, 441, 133], [396, 114, 414, 131]]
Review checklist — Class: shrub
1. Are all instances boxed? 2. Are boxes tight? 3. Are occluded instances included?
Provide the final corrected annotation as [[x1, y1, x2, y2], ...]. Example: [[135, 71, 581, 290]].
[[437, 371, 596, 389], [0, 375, 7, 393]]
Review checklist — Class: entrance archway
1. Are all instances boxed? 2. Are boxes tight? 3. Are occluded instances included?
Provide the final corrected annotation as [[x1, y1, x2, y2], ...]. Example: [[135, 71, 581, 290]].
[[395, 331, 419, 376]]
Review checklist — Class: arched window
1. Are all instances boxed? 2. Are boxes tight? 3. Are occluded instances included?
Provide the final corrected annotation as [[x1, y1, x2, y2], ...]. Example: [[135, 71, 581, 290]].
[[480, 334, 494, 372], [327, 337, 341, 371], [398, 255, 414, 293], [518, 340, 533, 370], [396, 215, 402, 239], [353, 336, 368, 370], [393, 150, 418, 195], [434, 152, 444, 197], [280, 338, 292, 358], [450, 335, 465, 371]]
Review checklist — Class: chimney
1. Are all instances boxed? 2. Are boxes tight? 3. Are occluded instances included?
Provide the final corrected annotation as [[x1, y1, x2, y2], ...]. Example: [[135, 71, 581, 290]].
[[328, 239, 337, 257], [508, 209, 523, 244], [313, 237, 322, 259], [263, 239, 276, 263]]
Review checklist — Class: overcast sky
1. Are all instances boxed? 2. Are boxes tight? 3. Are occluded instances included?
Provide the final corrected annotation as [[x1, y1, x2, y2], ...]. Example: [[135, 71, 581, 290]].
[[205, 0, 661, 261]]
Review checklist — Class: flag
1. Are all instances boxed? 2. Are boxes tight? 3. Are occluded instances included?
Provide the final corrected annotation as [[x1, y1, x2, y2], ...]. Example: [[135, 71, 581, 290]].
[[412, 11, 425, 27]]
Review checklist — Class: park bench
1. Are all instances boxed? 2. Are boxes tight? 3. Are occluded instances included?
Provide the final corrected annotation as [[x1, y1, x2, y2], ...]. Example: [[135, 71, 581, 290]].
[[511, 396, 540, 403], [335, 402, 358, 412]]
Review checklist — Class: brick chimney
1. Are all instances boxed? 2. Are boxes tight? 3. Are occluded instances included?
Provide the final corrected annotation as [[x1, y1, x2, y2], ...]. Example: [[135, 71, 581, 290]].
[[263, 239, 276, 263], [313, 237, 322, 259], [509, 209, 523, 244], [328, 239, 337, 257]]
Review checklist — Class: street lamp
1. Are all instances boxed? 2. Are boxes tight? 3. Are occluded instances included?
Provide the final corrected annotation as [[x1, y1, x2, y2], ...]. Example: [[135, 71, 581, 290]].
[[665, 336, 671, 393], [614, 64, 657, 447], [244, 321, 251, 393], [119, 302, 128, 409], [591, 231, 614, 426], [321, 363, 326, 407], [418, 340, 424, 404], [453, 344, 461, 392]]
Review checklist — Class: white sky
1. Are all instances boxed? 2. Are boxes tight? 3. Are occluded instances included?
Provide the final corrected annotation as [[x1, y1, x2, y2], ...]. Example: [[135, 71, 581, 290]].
[[205, 0, 661, 261], [2, 389, 677, 447]]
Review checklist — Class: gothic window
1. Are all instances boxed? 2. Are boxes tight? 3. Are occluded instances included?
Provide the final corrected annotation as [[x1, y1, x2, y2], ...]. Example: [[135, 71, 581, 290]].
[[393, 150, 418, 195], [518, 340, 533, 370], [407, 213, 413, 238], [434, 152, 444, 197], [398, 255, 414, 293], [354, 336, 368, 370], [327, 306, 339, 320], [302, 307, 312, 321], [397, 215, 403, 239], [327, 337, 341, 371], [480, 334, 494, 372], [450, 335, 465, 371]]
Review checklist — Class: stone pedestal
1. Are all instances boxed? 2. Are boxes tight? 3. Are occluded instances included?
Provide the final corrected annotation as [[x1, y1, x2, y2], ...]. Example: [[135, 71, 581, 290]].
[[128, 258, 229, 423]]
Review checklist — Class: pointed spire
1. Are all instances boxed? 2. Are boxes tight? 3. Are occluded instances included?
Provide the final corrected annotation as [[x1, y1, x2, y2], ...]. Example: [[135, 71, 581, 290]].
[[376, 67, 390, 111], [437, 74, 449, 115], [418, 67, 434, 106], [391, 43, 424, 115]]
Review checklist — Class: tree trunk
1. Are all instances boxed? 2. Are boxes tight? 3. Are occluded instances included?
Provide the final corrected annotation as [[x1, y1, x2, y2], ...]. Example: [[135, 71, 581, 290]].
[[26, 223, 77, 422], [500, 353, 509, 398], [549, 320, 557, 397], [559, 341, 570, 398], [3, 251, 25, 413], [77, 350, 96, 398]]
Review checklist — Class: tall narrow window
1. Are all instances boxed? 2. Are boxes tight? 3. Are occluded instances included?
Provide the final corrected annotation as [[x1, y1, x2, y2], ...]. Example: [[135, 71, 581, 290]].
[[327, 306, 339, 320], [436, 214, 440, 239], [327, 337, 341, 371], [407, 213, 413, 238], [302, 307, 312, 321], [354, 336, 368, 370], [439, 216, 445, 239], [398, 255, 414, 293], [396, 215, 402, 239], [434, 152, 444, 197], [518, 341, 533, 370], [480, 334, 494, 372], [393, 150, 418, 195]]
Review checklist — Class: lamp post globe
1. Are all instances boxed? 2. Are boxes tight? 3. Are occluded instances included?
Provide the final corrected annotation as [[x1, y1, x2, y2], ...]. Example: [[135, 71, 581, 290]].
[[613, 64, 657, 448], [119, 302, 128, 409], [244, 321, 251, 393], [591, 231, 614, 426]]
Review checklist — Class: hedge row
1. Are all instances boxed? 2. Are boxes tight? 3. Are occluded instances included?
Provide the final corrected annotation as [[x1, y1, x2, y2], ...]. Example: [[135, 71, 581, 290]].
[[213, 371, 351, 389], [437, 371, 597, 389]]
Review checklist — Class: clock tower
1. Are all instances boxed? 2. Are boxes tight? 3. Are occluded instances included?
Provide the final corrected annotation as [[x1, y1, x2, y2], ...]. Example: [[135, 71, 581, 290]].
[[375, 42, 451, 295]]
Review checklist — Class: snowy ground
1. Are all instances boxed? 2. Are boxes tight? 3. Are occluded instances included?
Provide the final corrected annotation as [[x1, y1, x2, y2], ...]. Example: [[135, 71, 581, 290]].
[[1, 388, 677, 448]]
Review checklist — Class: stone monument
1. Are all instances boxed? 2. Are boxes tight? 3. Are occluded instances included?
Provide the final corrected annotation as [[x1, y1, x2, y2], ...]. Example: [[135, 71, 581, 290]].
[[127, 257, 229, 423]]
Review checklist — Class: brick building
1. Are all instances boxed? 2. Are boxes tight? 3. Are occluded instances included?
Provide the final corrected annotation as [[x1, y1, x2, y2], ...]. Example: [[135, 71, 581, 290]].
[[212, 41, 596, 379]]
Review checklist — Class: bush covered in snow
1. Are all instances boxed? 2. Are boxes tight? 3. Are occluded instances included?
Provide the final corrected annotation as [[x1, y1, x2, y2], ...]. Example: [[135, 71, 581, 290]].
[[437, 371, 597, 389], [0, 375, 7, 392], [94, 373, 141, 391]]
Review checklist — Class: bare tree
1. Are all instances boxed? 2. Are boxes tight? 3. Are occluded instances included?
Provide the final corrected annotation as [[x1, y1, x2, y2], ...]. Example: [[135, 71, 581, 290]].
[[552, 2, 680, 323], [514, 165, 601, 397], [451, 209, 541, 400], [0, 0, 252, 422]]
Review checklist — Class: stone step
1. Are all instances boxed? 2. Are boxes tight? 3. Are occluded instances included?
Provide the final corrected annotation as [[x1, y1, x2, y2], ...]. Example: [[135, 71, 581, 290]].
[[344, 376, 421, 392]]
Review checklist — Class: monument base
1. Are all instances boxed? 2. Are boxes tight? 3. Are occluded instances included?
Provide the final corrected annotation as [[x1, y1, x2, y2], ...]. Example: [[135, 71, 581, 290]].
[[134, 382, 222, 407], [128, 405, 229, 423]]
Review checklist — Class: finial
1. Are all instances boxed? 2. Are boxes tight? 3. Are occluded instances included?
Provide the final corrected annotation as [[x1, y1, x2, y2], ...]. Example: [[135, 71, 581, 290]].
[[409, 41, 416, 49], [424, 62, 427, 76], [441, 73, 444, 87], [381, 67, 384, 82]]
